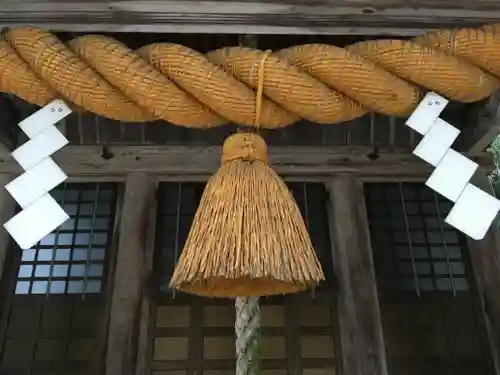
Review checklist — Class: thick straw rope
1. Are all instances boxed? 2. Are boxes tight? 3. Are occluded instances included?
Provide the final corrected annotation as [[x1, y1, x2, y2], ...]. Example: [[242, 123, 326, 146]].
[[1, 25, 500, 128]]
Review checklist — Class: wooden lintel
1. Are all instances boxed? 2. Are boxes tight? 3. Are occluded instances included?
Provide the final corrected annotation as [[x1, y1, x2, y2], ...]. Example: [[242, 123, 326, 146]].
[[326, 174, 387, 375], [0, 0, 499, 35], [106, 173, 156, 375], [0, 144, 491, 178]]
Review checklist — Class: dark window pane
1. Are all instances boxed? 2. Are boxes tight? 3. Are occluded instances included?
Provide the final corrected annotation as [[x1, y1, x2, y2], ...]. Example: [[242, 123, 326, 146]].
[[85, 281, 101, 294], [37, 249, 53, 261], [67, 280, 84, 294], [31, 281, 48, 294], [10, 182, 116, 296], [15, 281, 30, 294], [49, 281, 66, 294], [21, 249, 36, 262], [3, 182, 118, 374], [18, 265, 33, 278], [365, 182, 495, 375], [365, 183, 469, 296]]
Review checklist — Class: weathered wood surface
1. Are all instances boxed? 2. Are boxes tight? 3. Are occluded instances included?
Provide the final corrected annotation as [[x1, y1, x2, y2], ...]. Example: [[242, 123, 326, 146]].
[[0, 144, 492, 178], [326, 174, 387, 375], [135, 180, 158, 375], [106, 173, 156, 375], [0, 0, 499, 34], [0, 145, 446, 177]]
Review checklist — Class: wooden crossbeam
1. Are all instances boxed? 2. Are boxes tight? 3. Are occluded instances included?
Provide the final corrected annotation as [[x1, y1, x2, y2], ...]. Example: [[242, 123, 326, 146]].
[[0, 144, 492, 179], [0, 0, 499, 35]]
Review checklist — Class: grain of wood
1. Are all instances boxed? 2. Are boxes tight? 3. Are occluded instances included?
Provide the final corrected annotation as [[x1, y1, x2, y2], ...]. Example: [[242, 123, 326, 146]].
[[326, 174, 387, 375], [106, 173, 155, 375], [0, 1, 500, 34]]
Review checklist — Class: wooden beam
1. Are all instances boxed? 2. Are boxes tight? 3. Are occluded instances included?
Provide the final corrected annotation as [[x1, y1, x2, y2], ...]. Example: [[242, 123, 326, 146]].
[[326, 174, 387, 375], [0, 0, 499, 35], [106, 173, 156, 375], [0, 174, 14, 284], [0, 144, 491, 178]]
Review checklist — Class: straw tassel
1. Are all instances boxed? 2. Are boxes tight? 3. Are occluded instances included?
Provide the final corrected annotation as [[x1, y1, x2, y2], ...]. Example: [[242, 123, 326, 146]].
[[169, 50, 324, 298], [168, 131, 324, 297]]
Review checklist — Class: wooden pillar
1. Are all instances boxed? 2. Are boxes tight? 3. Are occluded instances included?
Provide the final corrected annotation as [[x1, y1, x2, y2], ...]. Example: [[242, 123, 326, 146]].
[[467, 174, 500, 373], [106, 173, 156, 375], [326, 173, 387, 375], [0, 174, 15, 283]]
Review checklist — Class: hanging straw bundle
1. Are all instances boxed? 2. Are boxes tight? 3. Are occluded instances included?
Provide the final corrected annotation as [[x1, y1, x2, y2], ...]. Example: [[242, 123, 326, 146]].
[[169, 52, 324, 298]]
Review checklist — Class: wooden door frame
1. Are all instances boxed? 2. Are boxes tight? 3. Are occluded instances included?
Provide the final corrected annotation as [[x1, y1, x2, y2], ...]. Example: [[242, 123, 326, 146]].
[[0, 145, 498, 374]]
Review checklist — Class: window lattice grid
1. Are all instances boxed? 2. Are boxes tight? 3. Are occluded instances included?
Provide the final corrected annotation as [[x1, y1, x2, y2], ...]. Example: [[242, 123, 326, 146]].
[[154, 182, 334, 293], [365, 182, 470, 295], [365, 182, 496, 375], [13, 182, 117, 296]]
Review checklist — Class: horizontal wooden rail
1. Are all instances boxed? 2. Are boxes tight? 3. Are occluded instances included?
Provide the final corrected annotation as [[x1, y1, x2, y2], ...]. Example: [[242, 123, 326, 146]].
[[0, 0, 500, 35]]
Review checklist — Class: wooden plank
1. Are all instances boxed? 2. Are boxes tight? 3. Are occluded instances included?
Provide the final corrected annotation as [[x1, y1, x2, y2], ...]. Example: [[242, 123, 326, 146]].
[[106, 173, 156, 375], [0, 144, 491, 178], [0, 174, 14, 284], [1, 0, 500, 35], [326, 174, 387, 375], [135, 179, 158, 375], [467, 174, 500, 374]]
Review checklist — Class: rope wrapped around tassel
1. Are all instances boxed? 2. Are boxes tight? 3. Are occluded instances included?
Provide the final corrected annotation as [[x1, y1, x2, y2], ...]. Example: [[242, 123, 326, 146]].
[[1, 25, 500, 128]]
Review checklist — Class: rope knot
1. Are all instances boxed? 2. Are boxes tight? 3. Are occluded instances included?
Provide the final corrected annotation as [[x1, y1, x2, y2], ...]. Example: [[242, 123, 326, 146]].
[[221, 132, 268, 164]]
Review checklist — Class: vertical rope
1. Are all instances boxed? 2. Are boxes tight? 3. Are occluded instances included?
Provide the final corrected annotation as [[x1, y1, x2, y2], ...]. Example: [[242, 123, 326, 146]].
[[254, 50, 272, 131], [235, 297, 261, 375], [234, 50, 271, 375]]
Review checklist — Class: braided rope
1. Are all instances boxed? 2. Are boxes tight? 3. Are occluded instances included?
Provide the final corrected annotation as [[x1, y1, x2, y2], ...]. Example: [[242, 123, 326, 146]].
[[1, 25, 500, 129], [235, 297, 260, 375]]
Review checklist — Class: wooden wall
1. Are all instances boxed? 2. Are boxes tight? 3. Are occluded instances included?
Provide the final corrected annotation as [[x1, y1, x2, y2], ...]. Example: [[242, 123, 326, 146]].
[[0, 162, 499, 374]]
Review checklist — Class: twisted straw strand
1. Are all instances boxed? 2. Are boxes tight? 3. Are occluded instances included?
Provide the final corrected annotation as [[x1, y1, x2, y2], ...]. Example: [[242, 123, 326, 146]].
[[1, 25, 500, 128]]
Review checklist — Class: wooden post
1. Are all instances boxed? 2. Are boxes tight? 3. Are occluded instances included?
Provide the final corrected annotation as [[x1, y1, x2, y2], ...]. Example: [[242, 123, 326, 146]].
[[467, 174, 500, 373], [326, 173, 387, 375], [135, 178, 159, 375], [0, 174, 15, 283], [106, 173, 156, 375]]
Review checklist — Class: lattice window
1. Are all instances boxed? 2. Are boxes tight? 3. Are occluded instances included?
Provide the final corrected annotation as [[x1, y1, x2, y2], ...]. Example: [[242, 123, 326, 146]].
[[365, 182, 471, 295], [0, 182, 118, 375], [151, 182, 339, 375], [13, 183, 116, 296], [365, 182, 495, 375]]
